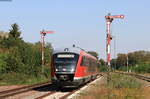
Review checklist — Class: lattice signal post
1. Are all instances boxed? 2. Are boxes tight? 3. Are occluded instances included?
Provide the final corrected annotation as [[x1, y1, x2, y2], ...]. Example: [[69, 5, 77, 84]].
[[40, 30, 54, 72], [105, 13, 124, 67]]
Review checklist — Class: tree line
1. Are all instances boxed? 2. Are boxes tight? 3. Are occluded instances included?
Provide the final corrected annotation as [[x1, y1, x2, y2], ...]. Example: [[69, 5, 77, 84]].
[[0, 23, 149, 84], [88, 50, 150, 73], [0, 23, 52, 85], [111, 51, 150, 73]]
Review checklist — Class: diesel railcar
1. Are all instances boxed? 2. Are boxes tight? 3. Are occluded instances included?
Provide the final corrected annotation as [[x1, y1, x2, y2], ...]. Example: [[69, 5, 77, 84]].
[[51, 47, 99, 88]]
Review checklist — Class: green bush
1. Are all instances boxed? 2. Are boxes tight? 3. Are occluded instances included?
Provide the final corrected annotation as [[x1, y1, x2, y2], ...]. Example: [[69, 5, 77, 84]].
[[133, 64, 150, 73], [0, 72, 50, 85], [0, 23, 52, 85], [43, 66, 51, 79], [0, 53, 8, 73], [0, 52, 23, 73], [99, 65, 107, 72], [118, 66, 128, 71]]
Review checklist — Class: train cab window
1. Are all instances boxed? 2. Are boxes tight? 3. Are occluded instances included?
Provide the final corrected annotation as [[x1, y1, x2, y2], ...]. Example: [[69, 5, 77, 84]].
[[53, 53, 79, 72]]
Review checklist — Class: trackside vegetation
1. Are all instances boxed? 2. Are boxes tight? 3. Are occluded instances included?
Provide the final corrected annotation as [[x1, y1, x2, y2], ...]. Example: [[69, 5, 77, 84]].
[[0, 23, 52, 85], [0, 23, 149, 86], [78, 74, 148, 99], [110, 51, 150, 73]]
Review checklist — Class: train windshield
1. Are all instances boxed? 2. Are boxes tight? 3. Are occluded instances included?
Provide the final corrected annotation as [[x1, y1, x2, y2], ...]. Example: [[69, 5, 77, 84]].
[[53, 53, 79, 72]]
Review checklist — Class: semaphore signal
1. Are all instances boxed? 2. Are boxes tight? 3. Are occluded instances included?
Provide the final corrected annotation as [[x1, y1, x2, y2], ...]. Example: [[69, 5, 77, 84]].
[[105, 13, 125, 67], [40, 30, 54, 72]]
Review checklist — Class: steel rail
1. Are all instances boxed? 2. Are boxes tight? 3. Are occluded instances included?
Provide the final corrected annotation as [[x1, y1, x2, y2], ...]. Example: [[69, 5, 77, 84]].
[[36, 91, 56, 99], [115, 71, 150, 82], [60, 74, 103, 99], [36, 74, 103, 99], [0, 81, 51, 98]]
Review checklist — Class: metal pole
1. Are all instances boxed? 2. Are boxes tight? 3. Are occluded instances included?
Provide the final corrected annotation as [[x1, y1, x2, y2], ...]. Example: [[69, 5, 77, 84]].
[[105, 13, 125, 68], [105, 13, 124, 82], [106, 21, 111, 82], [41, 33, 44, 73], [127, 54, 128, 72], [40, 30, 54, 73], [106, 13, 113, 83], [106, 21, 111, 67], [114, 36, 116, 71]]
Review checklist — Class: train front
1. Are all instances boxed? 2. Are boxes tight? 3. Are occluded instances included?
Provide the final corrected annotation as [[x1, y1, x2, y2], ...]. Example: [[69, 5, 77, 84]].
[[51, 50, 80, 88]]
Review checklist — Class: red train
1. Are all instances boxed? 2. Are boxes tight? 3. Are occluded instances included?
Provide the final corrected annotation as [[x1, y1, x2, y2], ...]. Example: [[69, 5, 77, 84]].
[[51, 47, 99, 88]]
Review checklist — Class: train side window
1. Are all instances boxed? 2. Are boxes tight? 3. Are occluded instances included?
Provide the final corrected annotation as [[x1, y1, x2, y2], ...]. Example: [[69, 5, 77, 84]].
[[89, 58, 92, 67], [81, 56, 85, 66], [81, 56, 89, 66], [89, 59, 97, 72], [85, 57, 89, 66]]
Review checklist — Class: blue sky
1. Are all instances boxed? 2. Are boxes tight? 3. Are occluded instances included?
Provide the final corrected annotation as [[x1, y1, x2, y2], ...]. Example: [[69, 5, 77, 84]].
[[0, 0, 150, 59]]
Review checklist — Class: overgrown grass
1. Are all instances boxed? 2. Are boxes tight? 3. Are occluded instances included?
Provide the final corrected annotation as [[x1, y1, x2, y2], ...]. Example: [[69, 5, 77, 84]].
[[0, 73, 50, 86], [78, 73, 146, 99], [105, 74, 143, 99], [107, 74, 142, 89], [0, 73, 48, 85], [0, 67, 51, 86]]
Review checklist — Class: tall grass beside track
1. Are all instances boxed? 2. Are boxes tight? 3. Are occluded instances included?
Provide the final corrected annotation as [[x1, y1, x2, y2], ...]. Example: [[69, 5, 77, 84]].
[[0, 67, 51, 85], [78, 73, 148, 99]]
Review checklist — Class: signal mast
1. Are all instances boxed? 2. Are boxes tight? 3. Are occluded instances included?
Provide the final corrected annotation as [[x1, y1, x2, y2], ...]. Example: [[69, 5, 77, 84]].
[[40, 30, 54, 72], [105, 13, 124, 67]]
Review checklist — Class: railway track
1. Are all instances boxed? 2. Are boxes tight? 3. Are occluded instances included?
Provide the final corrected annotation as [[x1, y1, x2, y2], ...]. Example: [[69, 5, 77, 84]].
[[0, 81, 51, 98], [36, 85, 84, 99], [115, 71, 150, 82], [0, 74, 103, 99], [36, 74, 103, 99]]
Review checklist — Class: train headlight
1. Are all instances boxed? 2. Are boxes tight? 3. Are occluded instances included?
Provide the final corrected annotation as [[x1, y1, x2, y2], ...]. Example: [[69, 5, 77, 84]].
[[71, 68, 75, 72], [55, 68, 58, 71]]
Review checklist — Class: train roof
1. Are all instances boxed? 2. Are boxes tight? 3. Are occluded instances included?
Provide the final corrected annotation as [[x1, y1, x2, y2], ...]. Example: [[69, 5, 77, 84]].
[[52, 47, 82, 55], [52, 47, 98, 60]]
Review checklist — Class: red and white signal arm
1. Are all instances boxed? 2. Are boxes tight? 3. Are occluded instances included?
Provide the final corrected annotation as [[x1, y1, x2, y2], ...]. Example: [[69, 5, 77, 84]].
[[120, 15, 125, 19], [112, 15, 125, 19], [40, 31, 54, 34], [106, 15, 125, 19]]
